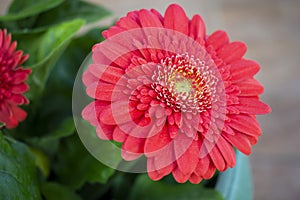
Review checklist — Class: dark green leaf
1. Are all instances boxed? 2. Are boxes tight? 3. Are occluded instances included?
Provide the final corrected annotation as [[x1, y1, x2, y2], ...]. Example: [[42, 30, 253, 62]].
[[215, 151, 253, 200], [77, 182, 112, 200], [11, 27, 101, 141], [33, 0, 110, 29], [110, 172, 139, 200], [47, 27, 106, 91], [31, 27, 106, 134], [75, 119, 123, 171], [12, 19, 85, 100], [54, 134, 115, 189], [0, 0, 64, 21], [30, 147, 50, 177], [18, 28, 104, 137], [129, 174, 224, 200], [42, 182, 82, 200], [27, 117, 75, 157], [0, 134, 41, 199]]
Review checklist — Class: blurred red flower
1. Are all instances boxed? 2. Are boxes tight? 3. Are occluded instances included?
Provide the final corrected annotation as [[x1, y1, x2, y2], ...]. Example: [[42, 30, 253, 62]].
[[0, 29, 31, 129], [82, 4, 271, 183]]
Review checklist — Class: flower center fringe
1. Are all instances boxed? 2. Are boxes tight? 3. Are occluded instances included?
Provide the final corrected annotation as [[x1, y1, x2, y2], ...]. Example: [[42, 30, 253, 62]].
[[151, 53, 218, 113]]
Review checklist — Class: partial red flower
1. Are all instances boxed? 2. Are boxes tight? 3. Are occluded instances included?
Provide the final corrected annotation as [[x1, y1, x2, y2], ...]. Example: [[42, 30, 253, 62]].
[[0, 29, 31, 129], [82, 4, 271, 183]]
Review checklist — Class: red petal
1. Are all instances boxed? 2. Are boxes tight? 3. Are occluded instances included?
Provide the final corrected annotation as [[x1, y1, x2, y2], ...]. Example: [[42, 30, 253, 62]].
[[235, 78, 264, 96], [147, 158, 174, 181], [139, 9, 163, 27], [189, 174, 203, 184], [100, 101, 133, 125], [164, 4, 189, 34], [82, 102, 98, 126], [155, 163, 174, 178], [11, 105, 27, 121], [11, 83, 29, 94], [202, 164, 216, 179], [122, 136, 145, 160], [0, 29, 4, 46], [144, 125, 171, 155], [150, 9, 163, 23], [147, 157, 174, 181], [95, 40, 132, 68], [173, 112, 182, 127], [217, 136, 236, 168], [96, 123, 114, 140], [247, 134, 258, 145], [116, 16, 140, 29], [228, 114, 262, 137], [194, 156, 210, 177], [208, 145, 226, 171], [86, 82, 125, 101], [147, 166, 162, 181], [102, 26, 125, 39], [176, 140, 199, 176], [217, 42, 247, 63], [82, 70, 98, 87], [168, 124, 178, 138], [172, 167, 190, 183], [19, 54, 29, 65], [223, 124, 235, 135], [8, 41, 17, 55], [86, 82, 113, 101], [0, 104, 24, 129], [127, 11, 140, 24], [236, 97, 271, 114], [91, 48, 112, 65], [11, 68, 31, 84], [113, 126, 127, 142], [147, 158, 161, 180], [230, 59, 260, 82], [173, 134, 199, 175], [206, 30, 229, 50], [189, 14, 206, 41], [2, 117, 18, 129], [88, 64, 124, 84], [3, 32, 11, 50], [7, 94, 24, 105], [150, 139, 175, 171], [121, 150, 142, 161], [223, 132, 252, 155]]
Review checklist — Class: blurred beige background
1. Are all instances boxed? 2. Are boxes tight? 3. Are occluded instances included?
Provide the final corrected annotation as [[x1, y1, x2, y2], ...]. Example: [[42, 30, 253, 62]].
[[1, 0, 300, 199]]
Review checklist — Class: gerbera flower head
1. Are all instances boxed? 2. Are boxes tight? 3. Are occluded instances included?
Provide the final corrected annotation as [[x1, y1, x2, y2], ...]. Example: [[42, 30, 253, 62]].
[[82, 4, 271, 183], [0, 29, 31, 129]]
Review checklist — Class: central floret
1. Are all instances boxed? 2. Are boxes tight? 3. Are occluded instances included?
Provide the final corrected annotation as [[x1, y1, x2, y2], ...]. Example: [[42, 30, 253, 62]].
[[151, 53, 218, 113]]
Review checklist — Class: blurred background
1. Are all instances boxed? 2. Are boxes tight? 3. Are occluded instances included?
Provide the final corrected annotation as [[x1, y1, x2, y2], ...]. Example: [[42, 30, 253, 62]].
[[1, 0, 300, 199]]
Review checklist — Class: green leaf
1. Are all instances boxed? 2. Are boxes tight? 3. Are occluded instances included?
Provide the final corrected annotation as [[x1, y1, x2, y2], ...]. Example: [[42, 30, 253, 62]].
[[33, 0, 110, 30], [129, 174, 224, 200], [54, 134, 115, 189], [42, 182, 82, 200], [30, 147, 50, 177], [110, 172, 139, 200], [0, 0, 64, 21], [47, 27, 106, 91], [12, 27, 101, 141], [215, 151, 253, 200], [75, 118, 123, 171], [12, 19, 85, 100], [0, 134, 41, 199], [27, 117, 75, 157], [28, 27, 105, 135], [16, 28, 104, 138]]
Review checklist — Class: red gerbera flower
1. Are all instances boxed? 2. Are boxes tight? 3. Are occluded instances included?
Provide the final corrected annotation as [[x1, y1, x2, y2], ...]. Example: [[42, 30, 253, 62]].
[[0, 29, 31, 129], [82, 4, 271, 183]]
